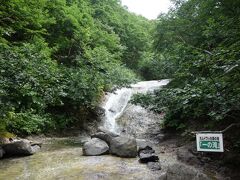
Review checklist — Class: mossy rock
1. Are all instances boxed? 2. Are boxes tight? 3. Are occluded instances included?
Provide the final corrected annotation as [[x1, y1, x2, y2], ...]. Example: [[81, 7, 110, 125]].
[[0, 132, 16, 144]]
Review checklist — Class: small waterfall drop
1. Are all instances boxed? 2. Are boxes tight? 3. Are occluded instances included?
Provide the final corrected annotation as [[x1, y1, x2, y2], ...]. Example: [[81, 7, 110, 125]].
[[102, 88, 132, 133], [101, 79, 170, 133]]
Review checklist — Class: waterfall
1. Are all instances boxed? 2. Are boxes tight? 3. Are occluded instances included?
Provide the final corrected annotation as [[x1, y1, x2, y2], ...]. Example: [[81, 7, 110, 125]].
[[101, 80, 170, 133], [102, 88, 132, 133]]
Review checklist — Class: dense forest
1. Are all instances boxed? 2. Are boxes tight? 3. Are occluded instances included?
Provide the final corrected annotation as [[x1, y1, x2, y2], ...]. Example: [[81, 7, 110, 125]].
[[0, 0, 239, 150], [0, 0, 154, 135], [133, 0, 240, 152]]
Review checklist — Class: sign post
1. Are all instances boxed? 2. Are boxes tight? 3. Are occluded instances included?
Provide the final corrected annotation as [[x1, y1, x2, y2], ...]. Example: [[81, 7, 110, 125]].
[[196, 133, 224, 152]]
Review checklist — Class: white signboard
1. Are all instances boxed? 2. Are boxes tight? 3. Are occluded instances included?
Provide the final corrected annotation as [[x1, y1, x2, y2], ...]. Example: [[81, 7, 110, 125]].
[[196, 133, 224, 152]]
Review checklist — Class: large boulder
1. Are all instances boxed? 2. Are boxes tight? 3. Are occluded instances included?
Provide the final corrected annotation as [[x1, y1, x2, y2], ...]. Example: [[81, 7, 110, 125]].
[[2, 140, 40, 156], [166, 163, 210, 180], [0, 147, 5, 158], [83, 138, 109, 156], [110, 136, 137, 158]]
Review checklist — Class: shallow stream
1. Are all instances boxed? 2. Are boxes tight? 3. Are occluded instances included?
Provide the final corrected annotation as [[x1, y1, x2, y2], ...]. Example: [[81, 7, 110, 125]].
[[0, 80, 178, 180]]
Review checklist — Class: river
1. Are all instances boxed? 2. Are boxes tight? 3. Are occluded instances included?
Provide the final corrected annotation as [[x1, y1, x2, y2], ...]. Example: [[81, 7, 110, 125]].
[[0, 80, 182, 180]]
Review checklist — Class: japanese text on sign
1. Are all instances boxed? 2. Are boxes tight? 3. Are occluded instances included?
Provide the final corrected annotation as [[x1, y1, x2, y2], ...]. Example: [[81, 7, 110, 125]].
[[196, 133, 224, 152]]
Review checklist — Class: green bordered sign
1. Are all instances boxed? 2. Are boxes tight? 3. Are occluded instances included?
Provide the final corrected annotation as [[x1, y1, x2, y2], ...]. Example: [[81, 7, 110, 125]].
[[196, 133, 224, 152]]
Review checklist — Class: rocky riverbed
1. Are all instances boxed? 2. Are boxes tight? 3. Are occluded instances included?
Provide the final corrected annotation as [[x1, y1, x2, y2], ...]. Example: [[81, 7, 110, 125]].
[[0, 80, 234, 179], [0, 136, 169, 180]]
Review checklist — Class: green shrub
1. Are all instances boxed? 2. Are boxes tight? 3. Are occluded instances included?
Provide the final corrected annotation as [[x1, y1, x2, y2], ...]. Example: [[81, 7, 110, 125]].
[[6, 111, 54, 135]]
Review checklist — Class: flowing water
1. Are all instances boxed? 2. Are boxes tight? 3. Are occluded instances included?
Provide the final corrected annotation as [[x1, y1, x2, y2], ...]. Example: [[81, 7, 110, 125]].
[[0, 80, 178, 180], [102, 80, 170, 134]]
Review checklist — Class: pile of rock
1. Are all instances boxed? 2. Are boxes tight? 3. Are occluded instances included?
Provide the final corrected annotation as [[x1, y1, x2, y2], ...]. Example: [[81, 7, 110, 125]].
[[83, 127, 137, 158], [0, 139, 41, 159], [137, 140, 161, 171], [83, 127, 161, 170]]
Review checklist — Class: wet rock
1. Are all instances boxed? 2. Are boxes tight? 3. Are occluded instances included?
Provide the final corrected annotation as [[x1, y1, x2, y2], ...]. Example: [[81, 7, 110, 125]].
[[177, 148, 201, 165], [110, 136, 137, 158], [83, 138, 109, 156], [2, 140, 40, 156], [147, 162, 161, 171], [0, 147, 5, 158], [166, 163, 210, 180]]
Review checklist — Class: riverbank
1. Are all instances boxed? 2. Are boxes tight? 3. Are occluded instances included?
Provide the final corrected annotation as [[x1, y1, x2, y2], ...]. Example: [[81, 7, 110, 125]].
[[0, 80, 238, 179], [0, 132, 232, 180]]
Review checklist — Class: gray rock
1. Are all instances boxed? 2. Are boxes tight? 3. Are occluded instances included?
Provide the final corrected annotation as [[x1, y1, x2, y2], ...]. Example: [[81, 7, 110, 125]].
[[138, 145, 155, 155], [91, 127, 119, 145], [0, 147, 5, 158], [97, 126, 119, 137], [110, 136, 137, 158], [136, 139, 153, 152], [147, 162, 161, 171], [166, 163, 210, 180], [2, 140, 39, 156], [83, 138, 109, 156], [31, 145, 41, 154], [91, 132, 113, 145], [139, 151, 159, 163]]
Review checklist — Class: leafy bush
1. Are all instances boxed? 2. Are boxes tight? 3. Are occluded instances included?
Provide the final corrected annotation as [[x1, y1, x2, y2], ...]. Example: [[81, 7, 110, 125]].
[[6, 111, 54, 135], [132, 0, 240, 131], [0, 0, 150, 135]]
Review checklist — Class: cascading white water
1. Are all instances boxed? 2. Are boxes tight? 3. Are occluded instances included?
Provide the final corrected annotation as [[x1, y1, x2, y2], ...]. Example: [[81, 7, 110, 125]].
[[102, 79, 170, 133], [102, 88, 132, 133]]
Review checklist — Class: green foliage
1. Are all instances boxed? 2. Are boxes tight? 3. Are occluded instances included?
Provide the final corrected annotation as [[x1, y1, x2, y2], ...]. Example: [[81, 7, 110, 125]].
[[6, 111, 54, 135], [133, 0, 240, 130], [90, 0, 154, 70], [0, 0, 144, 135]]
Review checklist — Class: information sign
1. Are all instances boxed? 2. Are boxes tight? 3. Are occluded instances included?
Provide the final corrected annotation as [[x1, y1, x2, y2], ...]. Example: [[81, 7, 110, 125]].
[[196, 133, 224, 152]]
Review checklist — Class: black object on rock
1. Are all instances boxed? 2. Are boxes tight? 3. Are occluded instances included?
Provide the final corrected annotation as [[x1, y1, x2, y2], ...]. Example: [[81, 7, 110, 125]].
[[139, 151, 159, 163], [138, 145, 159, 163]]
